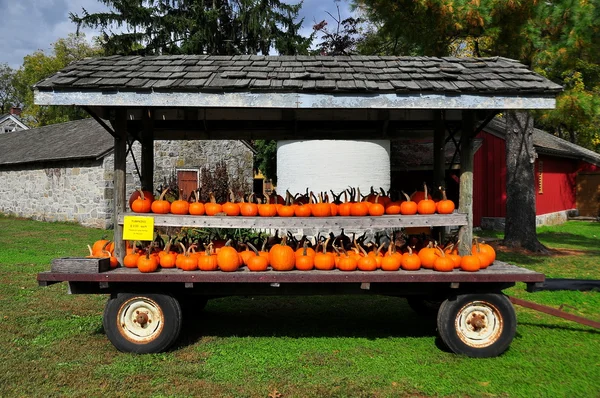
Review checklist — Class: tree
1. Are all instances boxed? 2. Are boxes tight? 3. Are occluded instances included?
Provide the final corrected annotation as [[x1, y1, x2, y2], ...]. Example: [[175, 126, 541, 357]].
[[253, 140, 277, 185], [0, 64, 17, 114], [70, 0, 312, 56], [352, 0, 600, 251], [312, 3, 363, 55], [12, 34, 103, 127]]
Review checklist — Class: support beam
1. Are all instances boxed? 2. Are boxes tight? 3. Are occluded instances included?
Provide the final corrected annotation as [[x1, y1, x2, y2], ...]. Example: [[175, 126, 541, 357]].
[[109, 108, 128, 263], [433, 110, 446, 194], [458, 111, 476, 256], [141, 109, 154, 194]]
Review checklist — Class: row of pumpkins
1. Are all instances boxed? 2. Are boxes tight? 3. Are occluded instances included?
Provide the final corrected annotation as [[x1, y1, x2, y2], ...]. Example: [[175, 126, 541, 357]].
[[130, 185, 456, 217], [88, 236, 496, 274]]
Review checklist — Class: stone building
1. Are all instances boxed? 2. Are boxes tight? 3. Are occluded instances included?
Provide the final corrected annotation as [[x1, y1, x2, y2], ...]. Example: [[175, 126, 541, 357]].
[[0, 118, 254, 228]]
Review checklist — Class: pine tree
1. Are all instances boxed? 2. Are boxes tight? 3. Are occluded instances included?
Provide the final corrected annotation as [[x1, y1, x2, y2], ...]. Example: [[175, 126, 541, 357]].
[[70, 0, 312, 56]]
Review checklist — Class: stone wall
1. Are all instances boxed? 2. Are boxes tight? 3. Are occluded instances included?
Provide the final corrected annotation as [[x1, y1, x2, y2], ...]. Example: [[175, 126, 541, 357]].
[[125, 140, 254, 198], [0, 159, 113, 228]]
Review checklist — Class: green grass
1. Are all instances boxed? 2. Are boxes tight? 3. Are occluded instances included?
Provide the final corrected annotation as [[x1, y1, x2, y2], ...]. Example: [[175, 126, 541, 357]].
[[0, 214, 599, 397]]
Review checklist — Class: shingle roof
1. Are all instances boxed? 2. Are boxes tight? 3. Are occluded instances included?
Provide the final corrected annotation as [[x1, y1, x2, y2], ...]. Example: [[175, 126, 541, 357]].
[[34, 55, 562, 95], [486, 118, 600, 166], [0, 118, 113, 166]]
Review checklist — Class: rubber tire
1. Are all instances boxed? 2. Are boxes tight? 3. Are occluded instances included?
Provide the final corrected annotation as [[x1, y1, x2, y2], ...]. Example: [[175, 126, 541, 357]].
[[407, 297, 443, 316], [437, 293, 516, 358], [103, 293, 182, 354]]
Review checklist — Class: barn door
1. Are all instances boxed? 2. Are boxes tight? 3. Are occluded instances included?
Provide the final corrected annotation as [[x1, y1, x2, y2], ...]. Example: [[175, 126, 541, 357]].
[[177, 170, 198, 201]]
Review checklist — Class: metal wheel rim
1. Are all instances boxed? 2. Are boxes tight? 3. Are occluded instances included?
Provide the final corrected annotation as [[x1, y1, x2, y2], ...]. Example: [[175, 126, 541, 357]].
[[118, 297, 165, 344], [455, 301, 503, 348]]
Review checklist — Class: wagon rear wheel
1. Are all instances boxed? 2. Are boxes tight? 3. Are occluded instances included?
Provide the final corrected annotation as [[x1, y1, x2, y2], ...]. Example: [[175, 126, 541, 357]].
[[103, 293, 182, 354], [437, 293, 516, 358]]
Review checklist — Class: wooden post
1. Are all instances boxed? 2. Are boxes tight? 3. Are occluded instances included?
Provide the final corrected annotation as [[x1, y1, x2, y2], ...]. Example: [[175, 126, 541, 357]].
[[141, 108, 154, 194], [109, 108, 128, 263], [433, 110, 445, 193], [458, 111, 475, 256]]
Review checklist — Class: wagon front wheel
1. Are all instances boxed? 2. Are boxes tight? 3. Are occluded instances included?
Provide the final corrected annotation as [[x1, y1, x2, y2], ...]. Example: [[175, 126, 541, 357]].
[[103, 293, 182, 353], [437, 293, 516, 358]]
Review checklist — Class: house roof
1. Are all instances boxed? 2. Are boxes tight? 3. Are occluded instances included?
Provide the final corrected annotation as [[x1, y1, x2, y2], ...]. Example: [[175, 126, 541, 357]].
[[0, 118, 113, 166], [34, 55, 562, 110], [485, 118, 600, 166], [0, 113, 29, 131]]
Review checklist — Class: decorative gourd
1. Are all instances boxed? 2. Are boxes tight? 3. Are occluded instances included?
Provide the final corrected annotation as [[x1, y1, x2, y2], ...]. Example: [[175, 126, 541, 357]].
[[401, 246, 421, 270], [217, 240, 241, 272], [399, 191, 418, 215], [258, 194, 278, 217], [123, 241, 141, 268], [385, 199, 402, 215], [295, 241, 315, 271], [158, 239, 177, 268], [171, 189, 190, 215], [131, 189, 153, 213], [433, 247, 454, 272], [151, 188, 171, 214], [357, 243, 378, 271], [205, 192, 223, 216], [436, 186, 455, 214], [294, 202, 312, 217], [246, 242, 269, 271], [269, 236, 295, 271], [472, 238, 493, 269], [238, 243, 255, 266], [416, 184, 436, 215], [337, 246, 358, 271], [92, 236, 111, 255], [475, 240, 496, 264], [277, 191, 296, 217], [137, 246, 159, 273]]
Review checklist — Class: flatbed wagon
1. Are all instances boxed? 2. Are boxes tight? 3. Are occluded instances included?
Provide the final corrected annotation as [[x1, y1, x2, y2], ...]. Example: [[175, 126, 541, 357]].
[[33, 54, 560, 358]]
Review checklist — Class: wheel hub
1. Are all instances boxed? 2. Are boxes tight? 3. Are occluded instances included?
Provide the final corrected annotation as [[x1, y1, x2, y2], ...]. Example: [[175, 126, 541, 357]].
[[118, 297, 164, 344], [456, 301, 503, 348]]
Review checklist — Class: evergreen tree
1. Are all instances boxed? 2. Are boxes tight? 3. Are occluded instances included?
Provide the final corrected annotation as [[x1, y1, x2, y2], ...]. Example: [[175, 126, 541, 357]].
[[70, 0, 312, 56]]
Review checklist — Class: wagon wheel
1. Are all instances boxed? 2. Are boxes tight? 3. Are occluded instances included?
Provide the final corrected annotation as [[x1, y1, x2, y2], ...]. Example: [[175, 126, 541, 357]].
[[437, 293, 516, 358], [103, 293, 182, 354]]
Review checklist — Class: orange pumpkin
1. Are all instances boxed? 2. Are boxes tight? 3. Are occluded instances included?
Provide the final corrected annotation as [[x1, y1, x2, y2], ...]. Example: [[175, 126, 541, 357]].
[[460, 254, 481, 272], [295, 241, 315, 271], [367, 194, 385, 217], [129, 189, 154, 211], [401, 246, 421, 270], [269, 236, 295, 271], [416, 183, 436, 215], [198, 244, 219, 271], [189, 190, 205, 216], [240, 194, 259, 216], [399, 192, 418, 215], [418, 242, 439, 269], [313, 238, 335, 270], [246, 242, 269, 271], [433, 247, 454, 272], [436, 186, 455, 214], [217, 240, 241, 272], [151, 188, 171, 214], [171, 189, 190, 215], [222, 189, 241, 216], [381, 243, 402, 271], [137, 248, 159, 273], [131, 189, 153, 213], [205, 192, 223, 216]]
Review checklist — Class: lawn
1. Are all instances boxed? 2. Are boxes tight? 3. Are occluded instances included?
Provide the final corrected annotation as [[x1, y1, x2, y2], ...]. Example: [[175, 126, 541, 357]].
[[0, 215, 598, 397]]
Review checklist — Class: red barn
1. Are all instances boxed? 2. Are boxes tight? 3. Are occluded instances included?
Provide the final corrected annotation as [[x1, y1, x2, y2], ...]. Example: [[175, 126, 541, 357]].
[[474, 119, 600, 229]]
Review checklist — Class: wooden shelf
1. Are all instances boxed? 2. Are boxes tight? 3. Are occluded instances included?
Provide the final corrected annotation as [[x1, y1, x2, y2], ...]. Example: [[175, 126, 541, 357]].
[[117, 212, 468, 230]]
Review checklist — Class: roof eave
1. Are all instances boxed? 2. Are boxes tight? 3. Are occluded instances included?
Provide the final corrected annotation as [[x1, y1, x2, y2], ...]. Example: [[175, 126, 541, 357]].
[[34, 89, 558, 110]]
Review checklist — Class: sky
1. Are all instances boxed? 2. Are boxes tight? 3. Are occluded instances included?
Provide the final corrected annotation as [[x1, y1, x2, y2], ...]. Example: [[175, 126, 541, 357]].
[[0, 0, 353, 69]]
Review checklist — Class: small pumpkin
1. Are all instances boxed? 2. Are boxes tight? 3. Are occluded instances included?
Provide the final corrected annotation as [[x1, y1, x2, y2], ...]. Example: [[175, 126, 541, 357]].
[[205, 192, 223, 216], [436, 186, 455, 214], [189, 190, 206, 216], [416, 183, 436, 215], [258, 194, 278, 217], [177, 243, 198, 271], [314, 238, 335, 270], [246, 242, 269, 271], [399, 191, 418, 215], [131, 188, 153, 213], [460, 254, 481, 272], [433, 247, 454, 272], [240, 193, 259, 216], [401, 246, 421, 271], [151, 188, 171, 214], [295, 241, 315, 271], [418, 242, 439, 269], [312, 192, 332, 217], [350, 188, 369, 216], [367, 194, 385, 217], [222, 189, 241, 216], [217, 240, 241, 272], [129, 189, 154, 211], [171, 189, 190, 215], [381, 243, 402, 271], [198, 244, 219, 271], [269, 236, 295, 271], [137, 246, 159, 273]]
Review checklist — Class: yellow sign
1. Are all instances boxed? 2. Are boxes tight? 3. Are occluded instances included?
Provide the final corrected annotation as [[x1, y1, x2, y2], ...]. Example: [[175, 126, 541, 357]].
[[123, 216, 154, 241]]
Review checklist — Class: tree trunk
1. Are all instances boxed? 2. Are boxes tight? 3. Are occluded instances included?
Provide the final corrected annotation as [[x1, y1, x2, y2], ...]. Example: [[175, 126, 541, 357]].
[[504, 111, 549, 253]]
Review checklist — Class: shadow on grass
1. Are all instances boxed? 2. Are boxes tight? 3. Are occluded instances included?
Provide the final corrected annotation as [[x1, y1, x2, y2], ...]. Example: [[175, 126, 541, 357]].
[[537, 231, 600, 250], [175, 295, 438, 348]]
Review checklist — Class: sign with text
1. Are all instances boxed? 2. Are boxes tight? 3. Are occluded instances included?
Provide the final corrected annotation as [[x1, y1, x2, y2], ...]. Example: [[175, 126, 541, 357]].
[[122, 216, 154, 241]]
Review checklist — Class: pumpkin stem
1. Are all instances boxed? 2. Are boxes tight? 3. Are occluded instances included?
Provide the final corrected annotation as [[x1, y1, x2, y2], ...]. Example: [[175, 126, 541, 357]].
[[376, 242, 385, 255], [246, 242, 260, 256], [209, 192, 216, 204], [137, 188, 145, 201], [401, 191, 411, 202], [87, 244, 94, 257], [229, 189, 236, 203], [158, 188, 169, 201], [436, 246, 446, 257], [439, 186, 447, 201], [322, 238, 331, 254], [261, 239, 268, 252], [179, 242, 188, 257], [355, 240, 368, 256], [407, 246, 414, 256]]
